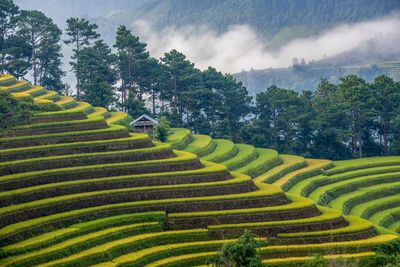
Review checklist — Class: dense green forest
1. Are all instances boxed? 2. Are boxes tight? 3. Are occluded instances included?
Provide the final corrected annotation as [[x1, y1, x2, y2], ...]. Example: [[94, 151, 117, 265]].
[[2, 0, 400, 161]]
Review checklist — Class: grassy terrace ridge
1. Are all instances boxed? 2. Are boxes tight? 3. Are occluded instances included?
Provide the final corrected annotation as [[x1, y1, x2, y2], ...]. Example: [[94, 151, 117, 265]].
[[165, 128, 193, 150], [168, 192, 314, 218], [200, 139, 236, 163], [0, 74, 16, 86], [0, 180, 283, 241], [11, 116, 105, 130], [307, 171, 400, 206], [21, 86, 46, 97], [1, 212, 166, 255], [30, 230, 210, 267], [358, 196, 400, 221], [0, 172, 251, 218], [0, 80, 31, 92], [0, 133, 150, 161], [0, 160, 229, 203], [185, 134, 216, 157], [325, 156, 400, 176], [0, 149, 199, 187], [263, 252, 377, 266], [92, 239, 231, 267], [55, 95, 75, 106], [33, 91, 60, 101], [0, 77, 397, 265], [330, 181, 400, 215], [254, 154, 307, 183], [276, 215, 373, 238], [274, 159, 332, 190], [105, 112, 127, 124], [0, 223, 162, 267], [0, 141, 172, 175], [234, 148, 282, 178], [220, 143, 256, 170], [89, 107, 108, 117], [0, 124, 129, 149], [207, 205, 342, 230]]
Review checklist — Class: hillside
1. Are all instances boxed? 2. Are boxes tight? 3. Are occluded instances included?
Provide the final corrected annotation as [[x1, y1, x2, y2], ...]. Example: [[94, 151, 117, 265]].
[[1, 74, 399, 266], [99, 0, 399, 46], [235, 60, 400, 94]]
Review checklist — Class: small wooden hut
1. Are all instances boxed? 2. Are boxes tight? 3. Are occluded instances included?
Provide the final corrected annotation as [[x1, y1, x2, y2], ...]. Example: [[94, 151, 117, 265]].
[[130, 114, 160, 134]]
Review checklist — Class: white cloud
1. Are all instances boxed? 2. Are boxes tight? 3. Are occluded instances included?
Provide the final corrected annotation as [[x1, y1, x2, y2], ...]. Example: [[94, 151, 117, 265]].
[[132, 14, 400, 73]]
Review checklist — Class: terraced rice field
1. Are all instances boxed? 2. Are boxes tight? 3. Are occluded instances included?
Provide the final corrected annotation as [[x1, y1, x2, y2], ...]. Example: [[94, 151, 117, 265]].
[[0, 75, 398, 266]]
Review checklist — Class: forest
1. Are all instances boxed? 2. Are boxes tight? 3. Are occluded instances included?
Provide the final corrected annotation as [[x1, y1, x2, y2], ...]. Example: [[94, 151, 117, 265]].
[[1, 0, 400, 160]]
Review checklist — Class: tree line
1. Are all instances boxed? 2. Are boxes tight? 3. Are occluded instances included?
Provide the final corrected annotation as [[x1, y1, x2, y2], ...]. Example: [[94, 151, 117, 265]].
[[1, 0, 400, 160]]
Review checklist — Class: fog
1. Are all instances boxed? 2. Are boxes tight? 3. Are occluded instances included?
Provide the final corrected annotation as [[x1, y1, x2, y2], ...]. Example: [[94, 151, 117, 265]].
[[132, 14, 400, 74]]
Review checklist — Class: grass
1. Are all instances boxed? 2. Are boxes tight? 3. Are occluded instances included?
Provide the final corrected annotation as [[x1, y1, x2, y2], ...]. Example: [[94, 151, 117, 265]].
[[354, 195, 400, 220], [220, 144, 256, 170], [369, 206, 400, 228], [201, 139, 236, 163], [34, 91, 60, 101], [165, 128, 192, 149], [235, 148, 281, 178], [207, 205, 341, 230], [0, 80, 30, 93], [21, 86, 46, 97], [330, 181, 400, 215], [0, 172, 251, 220], [0, 175, 273, 241], [308, 171, 400, 206], [254, 154, 306, 183], [89, 107, 108, 117], [168, 193, 312, 219], [55, 96, 75, 106], [11, 116, 104, 130], [33, 230, 209, 267], [185, 135, 216, 157], [276, 215, 373, 238], [0, 124, 128, 148], [0, 133, 149, 161], [275, 159, 332, 190], [0, 223, 163, 267], [105, 112, 128, 125], [325, 156, 400, 176]]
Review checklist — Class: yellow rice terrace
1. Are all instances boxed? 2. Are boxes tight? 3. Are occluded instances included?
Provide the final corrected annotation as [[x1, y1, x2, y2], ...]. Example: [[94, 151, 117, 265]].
[[0, 75, 398, 266]]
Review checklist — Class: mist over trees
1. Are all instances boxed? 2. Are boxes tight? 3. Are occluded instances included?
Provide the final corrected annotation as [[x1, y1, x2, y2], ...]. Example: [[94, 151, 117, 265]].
[[2, 0, 400, 160]]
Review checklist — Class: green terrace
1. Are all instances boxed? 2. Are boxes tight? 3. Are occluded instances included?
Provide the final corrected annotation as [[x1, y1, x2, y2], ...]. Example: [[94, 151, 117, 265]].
[[0, 75, 398, 266]]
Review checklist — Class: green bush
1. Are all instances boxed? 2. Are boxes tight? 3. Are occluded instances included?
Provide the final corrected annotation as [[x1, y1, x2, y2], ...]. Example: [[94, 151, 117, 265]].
[[155, 116, 170, 142], [207, 230, 266, 267]]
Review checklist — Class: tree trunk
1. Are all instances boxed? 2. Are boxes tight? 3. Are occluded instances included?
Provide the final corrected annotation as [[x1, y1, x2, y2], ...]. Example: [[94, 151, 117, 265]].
[[384, 121, 389, 156], [173, 73, 177, 111], [358, 122, 362, 158], [32, 33, 37, 85], [76, 39, 80, 99], [186, 108, 189, 128], [1, 33, 4, 74], [351, 111, 356, 157], [273, 110, 277, 149], [211, 106, 215, 129], [152, 88, 156, 116]]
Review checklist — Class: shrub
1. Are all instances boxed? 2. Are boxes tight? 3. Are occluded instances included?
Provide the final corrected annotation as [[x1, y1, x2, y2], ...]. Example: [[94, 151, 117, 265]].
[[155, 116, 170, 142], [206, 230, 266, 267]]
